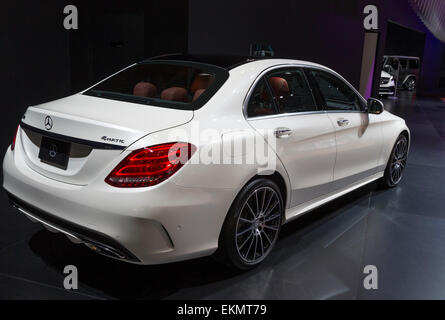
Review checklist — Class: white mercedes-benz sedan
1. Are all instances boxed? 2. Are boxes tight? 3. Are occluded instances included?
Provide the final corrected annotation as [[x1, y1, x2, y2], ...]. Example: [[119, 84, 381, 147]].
[[3, 55, 410, 269]]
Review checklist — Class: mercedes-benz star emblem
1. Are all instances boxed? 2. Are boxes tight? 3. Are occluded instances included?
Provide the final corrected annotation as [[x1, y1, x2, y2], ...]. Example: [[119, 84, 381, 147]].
[[49, 144, 58, 158], [44, 116, 53, 131]]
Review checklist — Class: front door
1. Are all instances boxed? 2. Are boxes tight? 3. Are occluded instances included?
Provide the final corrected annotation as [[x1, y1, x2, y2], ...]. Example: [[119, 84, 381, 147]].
[[306, 68, 383, 191], [245, 67, 337, 207]]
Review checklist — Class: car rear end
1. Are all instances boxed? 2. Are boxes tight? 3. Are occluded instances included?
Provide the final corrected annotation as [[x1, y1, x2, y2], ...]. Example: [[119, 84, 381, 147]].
[[3, 59, 231, 264]]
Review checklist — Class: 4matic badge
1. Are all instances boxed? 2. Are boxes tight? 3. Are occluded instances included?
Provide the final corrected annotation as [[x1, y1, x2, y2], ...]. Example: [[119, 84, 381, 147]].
[[101, 136, 125, 144]]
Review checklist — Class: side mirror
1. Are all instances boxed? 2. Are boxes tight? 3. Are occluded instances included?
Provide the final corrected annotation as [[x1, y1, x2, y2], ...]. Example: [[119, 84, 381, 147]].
[[367, 98, 384, 114]]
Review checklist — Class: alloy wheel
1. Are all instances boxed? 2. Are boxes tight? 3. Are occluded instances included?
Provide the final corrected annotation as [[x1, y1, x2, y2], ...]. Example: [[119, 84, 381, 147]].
[[390, 137, 408, 185], [235, 186, 282, 264], [406, 78, 416, 91]]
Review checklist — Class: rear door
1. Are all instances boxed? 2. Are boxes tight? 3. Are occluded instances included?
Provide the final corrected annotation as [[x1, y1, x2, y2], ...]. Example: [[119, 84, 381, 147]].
[[246, 67, 337, 208], [306, 68, 383, 191]]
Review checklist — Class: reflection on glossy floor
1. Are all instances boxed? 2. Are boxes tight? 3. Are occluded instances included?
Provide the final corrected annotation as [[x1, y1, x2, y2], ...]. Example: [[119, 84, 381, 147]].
[[1, 91, 445, 299]]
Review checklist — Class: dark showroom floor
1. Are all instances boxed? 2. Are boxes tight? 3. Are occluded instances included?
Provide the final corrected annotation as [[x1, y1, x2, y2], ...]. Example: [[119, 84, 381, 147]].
[[1, 91, 445, 299]]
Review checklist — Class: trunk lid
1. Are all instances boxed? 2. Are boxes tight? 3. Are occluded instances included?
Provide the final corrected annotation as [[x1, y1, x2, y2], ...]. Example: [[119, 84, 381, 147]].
[[19, 94, 193, 185]]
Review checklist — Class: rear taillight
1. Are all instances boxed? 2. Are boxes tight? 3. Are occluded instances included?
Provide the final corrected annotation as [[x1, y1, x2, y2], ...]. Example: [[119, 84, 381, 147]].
[[105, 142, 196, 188], [11, 125, 19, 151]]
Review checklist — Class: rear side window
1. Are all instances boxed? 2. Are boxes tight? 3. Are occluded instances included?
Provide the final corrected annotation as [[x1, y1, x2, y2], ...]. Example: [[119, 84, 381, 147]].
[[246, 78, 277, 118], [266, 69, 317, 113], [84, 61, 229, 110], [308, 69, 364, 111], [409, 59, 419, 69]]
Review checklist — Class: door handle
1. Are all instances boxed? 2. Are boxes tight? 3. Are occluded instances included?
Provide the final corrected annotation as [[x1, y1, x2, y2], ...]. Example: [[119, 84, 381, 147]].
[[274, 127, 292, 138], [337, 119, 350, 127]]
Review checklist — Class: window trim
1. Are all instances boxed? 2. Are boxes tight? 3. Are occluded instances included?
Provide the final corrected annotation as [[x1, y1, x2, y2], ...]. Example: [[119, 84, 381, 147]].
[[303, 68, 326, 109], [263, 76, 281, 115], [243, 64, 368, 120]]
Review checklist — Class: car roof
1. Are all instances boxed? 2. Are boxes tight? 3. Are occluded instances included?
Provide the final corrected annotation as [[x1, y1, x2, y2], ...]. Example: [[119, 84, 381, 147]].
[[384, 55, 420, 60], [144, 53, 325, 70], [144, 53, 254, 69]]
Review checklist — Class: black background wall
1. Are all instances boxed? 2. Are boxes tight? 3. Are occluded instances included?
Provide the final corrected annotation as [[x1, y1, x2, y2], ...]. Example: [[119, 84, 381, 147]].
[[0, 1, 71, 161], [0, 0, 188, 161], [69, 0, 189, 92], [189, 1, 365, 86], [384, 21, 426, 58]]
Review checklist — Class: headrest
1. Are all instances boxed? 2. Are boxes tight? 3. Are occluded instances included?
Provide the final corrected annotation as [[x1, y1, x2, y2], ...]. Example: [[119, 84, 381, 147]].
[[268, 77, 289, 97], [133, 82, 157, 97], [160, 87, 188, 102], [191, 74, 213, 94], [193, 88, 206, 102]]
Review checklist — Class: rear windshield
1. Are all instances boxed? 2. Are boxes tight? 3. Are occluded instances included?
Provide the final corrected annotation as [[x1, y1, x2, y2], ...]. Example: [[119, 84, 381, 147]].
[[84, 61, 229, 110]]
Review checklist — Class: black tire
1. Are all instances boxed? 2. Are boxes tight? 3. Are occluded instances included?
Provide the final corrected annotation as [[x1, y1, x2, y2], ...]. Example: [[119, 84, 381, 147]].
[[381, 135, 408, 188], [405, 77, 416, 91], [216, 178, 284, 270]]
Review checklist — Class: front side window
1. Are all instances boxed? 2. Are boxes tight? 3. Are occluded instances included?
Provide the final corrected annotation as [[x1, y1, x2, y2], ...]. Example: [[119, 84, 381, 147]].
[[246, 78, 277, 118], [389, 57, 399, 69], [308, 69, 364, 111], [399, 59, 408, 69], [266, 68, 317, 113], [84, 61, 229, 110]]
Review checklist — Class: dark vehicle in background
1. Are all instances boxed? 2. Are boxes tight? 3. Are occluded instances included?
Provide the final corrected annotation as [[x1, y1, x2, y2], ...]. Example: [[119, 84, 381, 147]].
[[382, 55, 420, 92]]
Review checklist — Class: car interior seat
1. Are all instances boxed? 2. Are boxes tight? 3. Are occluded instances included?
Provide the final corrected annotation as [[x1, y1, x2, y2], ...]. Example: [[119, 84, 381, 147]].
[[133, 82, 157, 97]]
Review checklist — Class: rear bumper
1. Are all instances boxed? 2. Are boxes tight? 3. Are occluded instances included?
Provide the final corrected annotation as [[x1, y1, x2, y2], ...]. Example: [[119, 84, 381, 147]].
[[6, 191, 140, 262], [3, 145, 235, 265]]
